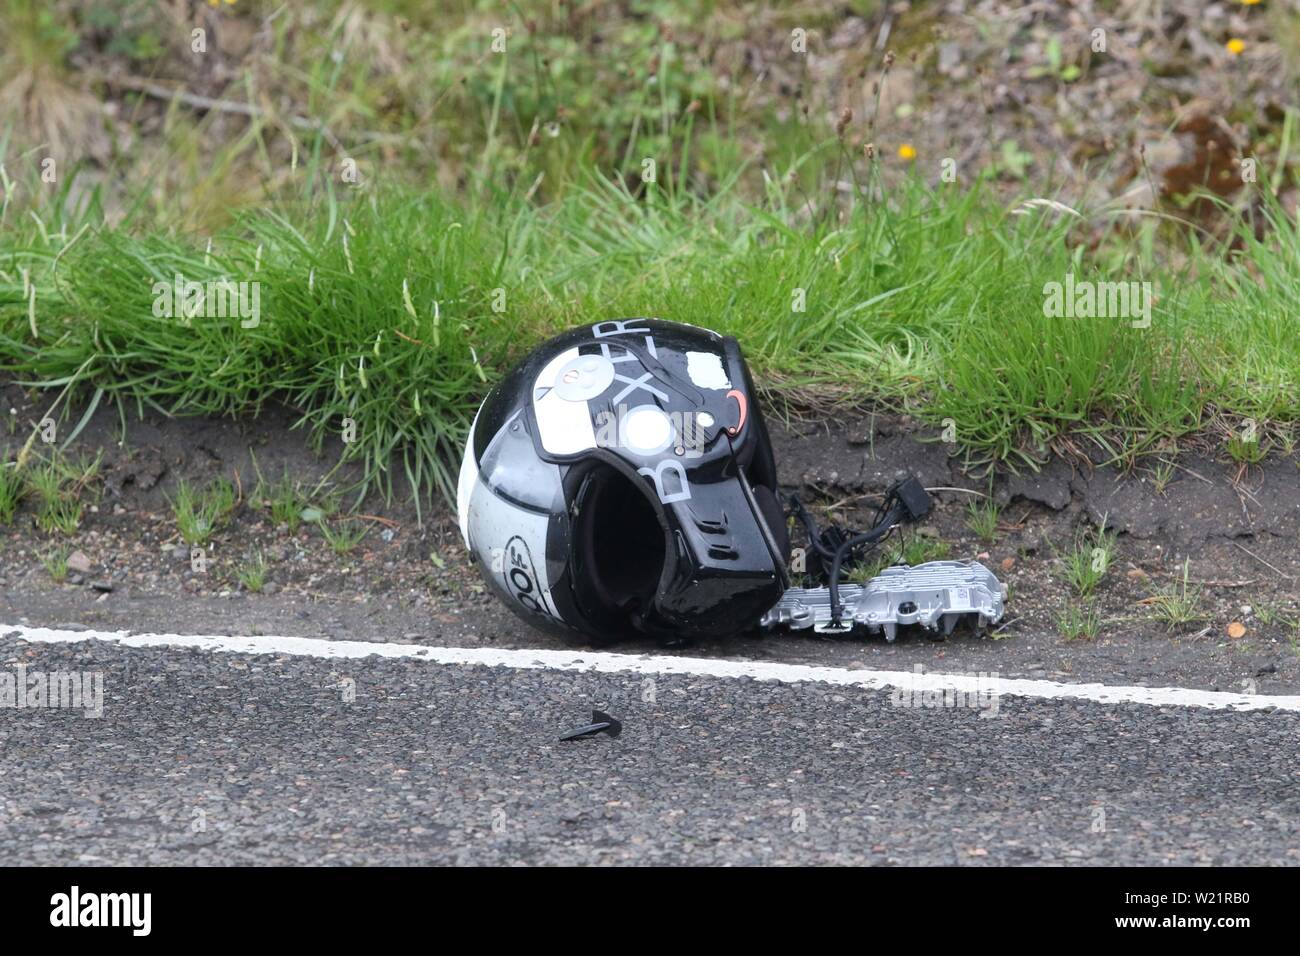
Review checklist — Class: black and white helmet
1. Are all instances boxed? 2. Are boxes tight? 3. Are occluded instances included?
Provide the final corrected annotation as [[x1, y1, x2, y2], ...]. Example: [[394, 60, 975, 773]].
[[457, 318, 789, 643]]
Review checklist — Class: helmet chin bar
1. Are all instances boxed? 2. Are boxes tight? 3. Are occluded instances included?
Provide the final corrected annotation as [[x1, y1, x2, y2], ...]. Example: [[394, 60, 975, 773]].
[[646, 461, 788, 638], [764, 476, 1007, 642]]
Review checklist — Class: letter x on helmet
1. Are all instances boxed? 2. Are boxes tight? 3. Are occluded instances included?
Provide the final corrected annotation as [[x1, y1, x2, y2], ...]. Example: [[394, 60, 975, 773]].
[[457, 319, 790, 643]]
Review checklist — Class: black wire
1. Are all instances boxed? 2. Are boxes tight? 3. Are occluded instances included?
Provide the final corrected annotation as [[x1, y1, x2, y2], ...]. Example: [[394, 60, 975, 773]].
[[786, 490, 912, 628], [786, 494, 840, 560], [827, 504, 905, 627]]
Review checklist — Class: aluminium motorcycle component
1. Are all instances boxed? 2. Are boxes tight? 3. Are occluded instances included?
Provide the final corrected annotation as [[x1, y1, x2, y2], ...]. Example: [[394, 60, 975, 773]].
[[760, 560, 1006, 641]]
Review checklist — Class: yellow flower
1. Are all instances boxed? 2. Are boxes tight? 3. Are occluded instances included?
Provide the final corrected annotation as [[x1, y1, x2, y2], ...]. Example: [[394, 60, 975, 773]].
[[898, 144, 917, 160], [1226, 38, 1246, 55], [1238, 0, 1261, 6]]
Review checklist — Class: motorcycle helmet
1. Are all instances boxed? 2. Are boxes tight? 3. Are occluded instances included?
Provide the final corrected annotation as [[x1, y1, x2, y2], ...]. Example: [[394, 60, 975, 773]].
[[457, 318, 789, 644]]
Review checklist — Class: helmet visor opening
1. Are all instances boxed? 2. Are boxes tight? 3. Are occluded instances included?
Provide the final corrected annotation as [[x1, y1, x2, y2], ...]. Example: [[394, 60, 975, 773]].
[[574, 465, 667, 618]]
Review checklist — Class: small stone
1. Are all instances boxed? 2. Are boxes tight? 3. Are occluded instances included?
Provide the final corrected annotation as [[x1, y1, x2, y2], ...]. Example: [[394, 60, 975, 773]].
[[1000, 556, 1015, 572], [89, 579, 113, 593], [67, 550, 93, 574]]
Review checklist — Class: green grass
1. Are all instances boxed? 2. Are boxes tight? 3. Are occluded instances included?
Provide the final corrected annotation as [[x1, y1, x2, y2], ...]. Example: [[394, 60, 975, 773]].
[[22, 451, 98, 535], [39, 545, 69, 583], [1150, 459, 1177, 494], [249, 459, 340, 530], [0, 0, 1293, 539], [1052, 521, 1117, 598], [0, 458, 24, 525], [36, 497, 81, 535], [169, 477, 236, 546], [1145, 558, 1204, 631], [964, 500, 1000, 544], [1254, 603, 1294, 629], [1, 152, 1298, 513], [1057, 601, 1102, 641], [236, 550, 268, 593], [321, 519, 369, 555], [255, 474, 315, 533], [1226, 432, 1268, 465], [848, 533, 952, 582], [268, 479, 308, 532]]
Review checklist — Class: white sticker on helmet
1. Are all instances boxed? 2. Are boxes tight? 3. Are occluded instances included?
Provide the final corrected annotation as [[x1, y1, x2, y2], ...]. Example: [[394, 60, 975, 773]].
[[533, 347, 598, 455], [621, 404, 675, 455], [685, 351, 732, 389], [554, 353, 615, 401]]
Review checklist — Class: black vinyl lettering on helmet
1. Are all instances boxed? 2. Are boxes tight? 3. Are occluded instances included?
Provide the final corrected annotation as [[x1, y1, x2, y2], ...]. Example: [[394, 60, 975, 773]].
[[504, 535, 555, 620]]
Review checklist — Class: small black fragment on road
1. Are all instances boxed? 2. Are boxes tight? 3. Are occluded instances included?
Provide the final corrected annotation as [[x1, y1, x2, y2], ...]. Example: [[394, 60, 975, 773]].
[[559, 709, 622, 742]]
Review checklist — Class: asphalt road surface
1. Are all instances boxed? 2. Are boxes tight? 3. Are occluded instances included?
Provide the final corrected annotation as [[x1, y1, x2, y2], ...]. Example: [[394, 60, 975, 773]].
[[2, 624, 1298, 865]]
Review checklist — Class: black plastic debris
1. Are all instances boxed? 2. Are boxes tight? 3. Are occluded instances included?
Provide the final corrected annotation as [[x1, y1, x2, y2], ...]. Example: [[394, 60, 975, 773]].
[[559, 709, 622, 741]]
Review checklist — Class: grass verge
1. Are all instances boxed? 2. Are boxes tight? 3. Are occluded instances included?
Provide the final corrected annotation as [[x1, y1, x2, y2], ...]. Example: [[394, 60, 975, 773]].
[[1, 166, 1297, 510]]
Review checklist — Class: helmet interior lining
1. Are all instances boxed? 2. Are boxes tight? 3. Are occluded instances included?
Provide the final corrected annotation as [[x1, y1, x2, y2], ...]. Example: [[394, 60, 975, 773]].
[[574, 464, 667, 619]]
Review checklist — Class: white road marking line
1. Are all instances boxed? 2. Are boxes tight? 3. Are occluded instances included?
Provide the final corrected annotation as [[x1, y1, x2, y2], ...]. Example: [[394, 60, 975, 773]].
[[4, 623, 1298, 713]]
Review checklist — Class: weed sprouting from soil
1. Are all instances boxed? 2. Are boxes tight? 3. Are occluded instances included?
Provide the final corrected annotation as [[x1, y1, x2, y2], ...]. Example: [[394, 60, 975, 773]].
[[169, 477, 236, 546], [1144, 559, 1205, 631], [237, 550, 268, 593], [39, 546, 69, 583], [965, 500, 1001, 544], [1052, 521, 1117, 598], [322, 519, 369, 555], [1057, 602, 1102, 641]]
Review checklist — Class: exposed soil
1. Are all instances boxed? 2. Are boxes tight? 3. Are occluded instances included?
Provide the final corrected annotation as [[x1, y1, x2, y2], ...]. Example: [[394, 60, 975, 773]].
[[3, 379, 1300, 696]]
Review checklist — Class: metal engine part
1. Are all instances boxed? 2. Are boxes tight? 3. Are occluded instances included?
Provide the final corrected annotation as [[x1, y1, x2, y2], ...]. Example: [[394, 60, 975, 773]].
[[759, 561, 1007, 641]]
